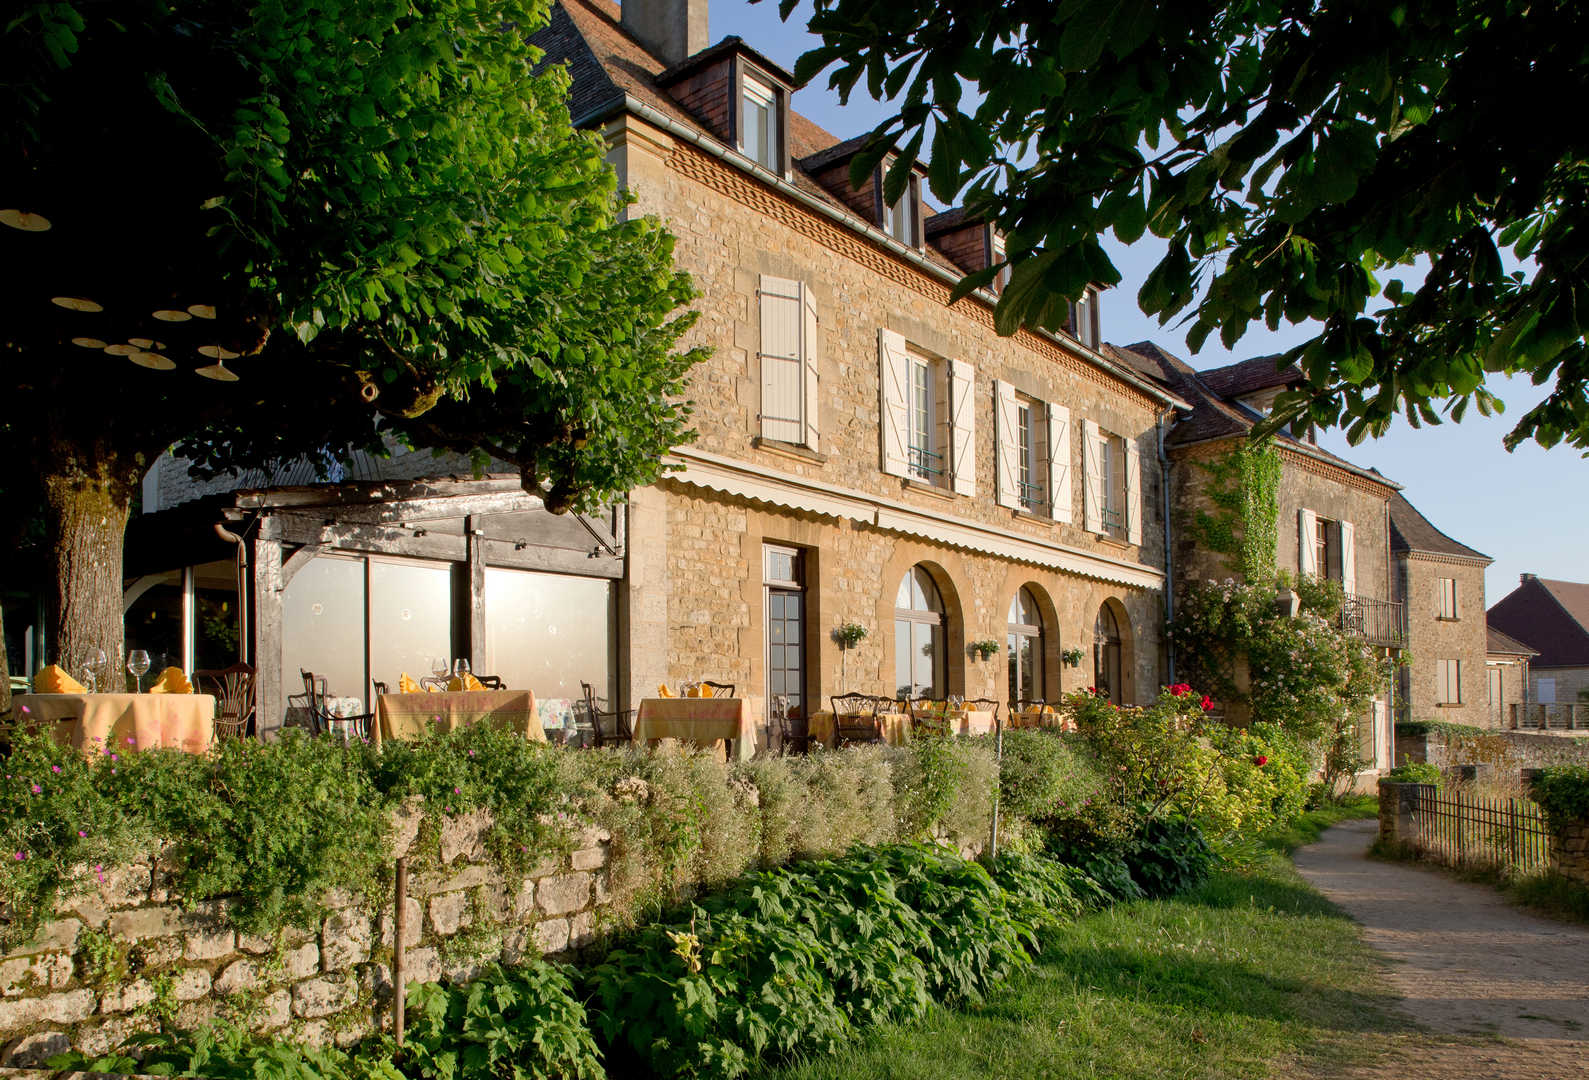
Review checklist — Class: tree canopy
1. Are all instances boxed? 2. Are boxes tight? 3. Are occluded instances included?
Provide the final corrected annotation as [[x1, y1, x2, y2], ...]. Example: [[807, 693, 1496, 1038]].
[[773, 0, 1589, 452], [2, 0, 704, 665]]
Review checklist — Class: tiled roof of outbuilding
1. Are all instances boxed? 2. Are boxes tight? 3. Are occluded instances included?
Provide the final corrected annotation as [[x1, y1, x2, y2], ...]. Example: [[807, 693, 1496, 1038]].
[[1489, 576, 1589, 669], [1487, 625, 1539, 657], [1388, 491, 1490, 562]]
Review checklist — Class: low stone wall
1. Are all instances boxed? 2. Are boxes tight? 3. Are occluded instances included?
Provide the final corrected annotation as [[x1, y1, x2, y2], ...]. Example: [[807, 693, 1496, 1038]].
[[0, 806, 611, 1067], [1376, 780, 1421, 853], [1395, 728, 1589, 774], [1552, 820, 1589, 886]]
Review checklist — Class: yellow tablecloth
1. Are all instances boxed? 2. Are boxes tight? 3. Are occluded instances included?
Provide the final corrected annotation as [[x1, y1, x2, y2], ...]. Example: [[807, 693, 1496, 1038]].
[[11, 693, 216, 754], [1008, 706, 1074, 732], [633, 698, 760, 761], [374, 690, 543, 746], [808, 709, 995, 747]]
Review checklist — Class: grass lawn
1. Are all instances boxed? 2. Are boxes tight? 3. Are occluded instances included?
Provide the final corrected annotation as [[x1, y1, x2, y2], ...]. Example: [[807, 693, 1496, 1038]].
[[760, 808, 1401, 1080]]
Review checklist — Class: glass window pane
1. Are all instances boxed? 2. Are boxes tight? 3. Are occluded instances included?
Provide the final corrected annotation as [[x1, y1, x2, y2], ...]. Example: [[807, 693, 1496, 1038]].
[[193, 560, 241, 673], [124, 572, 183, 682], [484, 568, 614, 701], [369, 559, 454, 693], [282, 556, 367, 704], [895, 618, 913, 697]]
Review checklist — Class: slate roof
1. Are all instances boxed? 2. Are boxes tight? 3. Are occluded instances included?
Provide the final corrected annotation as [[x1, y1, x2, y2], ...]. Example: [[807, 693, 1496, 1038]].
[[1197, 354, 1300, 399], [1104, 340, 1397, 490], [1487, 625, 1539, 658], [1488, 576, 1589, 669], [1388, 491, 1490, 562]]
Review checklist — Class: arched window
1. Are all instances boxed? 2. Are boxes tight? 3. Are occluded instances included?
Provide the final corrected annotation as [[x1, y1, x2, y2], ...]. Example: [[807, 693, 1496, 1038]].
[[894, 565, 945, 698], [1007, 588, 1044, 704], [1094, 603, 1123, 703]]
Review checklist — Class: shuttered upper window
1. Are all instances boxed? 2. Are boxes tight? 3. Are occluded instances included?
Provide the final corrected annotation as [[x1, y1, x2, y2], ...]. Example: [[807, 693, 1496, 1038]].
[[1438, 659, 1462, 704], [880, 331, 975, 496], [995, 383, 1070, 521], [1080, 421, 1141, 543], [1438, 578, 1458, 619], [758, 275, 820, 450]]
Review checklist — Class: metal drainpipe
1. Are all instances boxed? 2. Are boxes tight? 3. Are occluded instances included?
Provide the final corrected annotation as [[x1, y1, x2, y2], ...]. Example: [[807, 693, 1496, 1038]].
[[1158, 407, 1176, 684]]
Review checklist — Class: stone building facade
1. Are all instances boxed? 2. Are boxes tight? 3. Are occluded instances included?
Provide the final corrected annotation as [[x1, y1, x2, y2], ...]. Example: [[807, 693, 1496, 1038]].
[[1488, 575, 1589, 709]]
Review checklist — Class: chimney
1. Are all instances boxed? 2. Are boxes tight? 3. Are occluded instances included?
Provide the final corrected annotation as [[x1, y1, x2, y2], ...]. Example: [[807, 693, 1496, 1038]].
[[622, 0, 709, 66], [1522, 573, 1537, 582]]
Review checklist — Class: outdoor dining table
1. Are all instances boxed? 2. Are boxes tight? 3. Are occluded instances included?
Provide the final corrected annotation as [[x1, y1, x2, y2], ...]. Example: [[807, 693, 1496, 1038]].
[[1007, 706, 1074, 732], [633, 697, 761, 761], [10, 693, 216, 753], [807, 707, 996, 748], [373, 689, 544, 745]]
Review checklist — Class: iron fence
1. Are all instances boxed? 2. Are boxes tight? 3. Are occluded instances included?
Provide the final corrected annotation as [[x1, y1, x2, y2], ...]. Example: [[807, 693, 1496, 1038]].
[[1510, 703, 1589, 730], [1407, 784, 1553, 875]]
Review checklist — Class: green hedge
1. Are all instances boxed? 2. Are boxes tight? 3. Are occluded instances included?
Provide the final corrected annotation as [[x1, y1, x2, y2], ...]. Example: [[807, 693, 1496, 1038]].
[[1384, 762, 1443, 787], [1531, 765, 1589, 834], [1394, 719, 1487, 739]]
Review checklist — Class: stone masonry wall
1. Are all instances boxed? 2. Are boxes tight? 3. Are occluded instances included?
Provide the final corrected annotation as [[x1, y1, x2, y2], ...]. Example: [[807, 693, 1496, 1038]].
[[0, 807, 611, 1067], [1395, 729, 1589, 773], [1398, 553, 1491, 728], [1551, 818, 1589, 886]]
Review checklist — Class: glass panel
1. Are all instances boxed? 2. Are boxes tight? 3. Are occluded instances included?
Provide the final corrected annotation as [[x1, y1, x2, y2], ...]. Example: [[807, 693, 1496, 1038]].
[[895, 573, 912, 609], [369, 559, 453, 694], [124, 571, 182, 683], [1007, 633, 1019, 703], [282, 556, 367, 703], [193, 559, 242, 673], [770, 619, 784, 643], [894, 618, 913, 697], [484, 568, 614, 700]]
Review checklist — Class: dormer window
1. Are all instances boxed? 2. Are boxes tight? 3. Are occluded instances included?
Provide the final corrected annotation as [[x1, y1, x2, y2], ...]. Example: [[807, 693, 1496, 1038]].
[[884, 175, 921, 247], [740, 74, 777, 171], [1068, 288, 1099, 350], [991, 234, 1011, 292]]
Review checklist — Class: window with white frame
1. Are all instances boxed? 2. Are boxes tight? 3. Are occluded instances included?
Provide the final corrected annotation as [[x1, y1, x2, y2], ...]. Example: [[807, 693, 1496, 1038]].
[[757, 275, 820, 449], [881, 332, 974, 494], [1080, 418, 1139, 541], [995, 382, 1068, 520], [1068, 288, 1099, 349], [1098, 431, 1124, 534], [1438, 659, 1462, 704], [883, 174, 919, 247], [1438, 577, 1458, 619], [991, 233, 1011, 292], [907, 351, 942, 482], [740, 74, 777, 171], [1016, 399, 1041, 511]]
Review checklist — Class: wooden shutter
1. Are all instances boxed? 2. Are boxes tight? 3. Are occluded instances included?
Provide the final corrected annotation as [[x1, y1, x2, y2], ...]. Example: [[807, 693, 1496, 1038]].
[[1046, 403, 1072, 523], [1125, 437, 1142, 545], [1298, 508, 1318, 576], [801, 284, 820, 452], [1082, 418, 1102, 532], [759, 275, 802, 444], [994, 379, 1019, 508], [948, 360, 976, 496], [878, 328, 910, 477], [1339, 519, 1356, 594]]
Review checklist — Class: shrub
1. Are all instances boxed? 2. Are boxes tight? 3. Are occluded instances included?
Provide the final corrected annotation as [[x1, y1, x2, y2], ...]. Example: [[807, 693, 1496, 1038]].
[[991, 730, 1107, 838], [1385, 762, 1443, 787], [1531, 765, 1589, 834], [48, 1020, 402, 1079], [1124, 816, 1215, 898]]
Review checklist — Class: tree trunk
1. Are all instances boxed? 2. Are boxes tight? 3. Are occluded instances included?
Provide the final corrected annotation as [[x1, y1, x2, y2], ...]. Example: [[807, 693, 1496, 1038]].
[[42, 451, 136, 678], [0, 600, 10, 718]]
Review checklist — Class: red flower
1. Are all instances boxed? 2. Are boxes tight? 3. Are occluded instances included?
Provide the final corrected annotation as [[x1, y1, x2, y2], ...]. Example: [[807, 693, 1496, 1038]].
[[1200, 695, 1213, 711], [1168, 683, 1192, 697], [1253, 755, 1268, 767], [1087, 686, 1098, 695]]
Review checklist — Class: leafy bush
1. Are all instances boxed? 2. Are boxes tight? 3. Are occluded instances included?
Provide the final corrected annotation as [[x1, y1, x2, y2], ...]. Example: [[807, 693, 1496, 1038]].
[[1124, 816, 1214, 899], [400, 960, 602, 1080], [1385, 762, 1443, 787], [991, 730, 1106, 842], [1395, 719, 1487, 739], [1531, 765, 1589, 834], [49, 1020, 402, 1079], [582, 844, 1087, 1079]]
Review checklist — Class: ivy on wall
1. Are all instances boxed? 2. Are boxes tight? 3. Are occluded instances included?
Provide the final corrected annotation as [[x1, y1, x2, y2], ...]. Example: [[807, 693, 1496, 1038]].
[[1186, 444, 1282, 583]]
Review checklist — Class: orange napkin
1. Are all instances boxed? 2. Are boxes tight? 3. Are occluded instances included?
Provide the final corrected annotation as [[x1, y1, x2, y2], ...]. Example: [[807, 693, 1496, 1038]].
[[34, 664, 87, 694], [657, 683, 676, 698], [446, 673, 484, 692], [688, 684, 709, 698], [146, 667, 192, 694], [398, 673, 420, 694]]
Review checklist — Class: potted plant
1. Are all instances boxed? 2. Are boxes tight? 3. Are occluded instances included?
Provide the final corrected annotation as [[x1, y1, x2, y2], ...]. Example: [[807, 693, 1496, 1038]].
[[834, 622, 868, 686], [970, 639, 1001, 662], [1061, 646, 1085, 668]]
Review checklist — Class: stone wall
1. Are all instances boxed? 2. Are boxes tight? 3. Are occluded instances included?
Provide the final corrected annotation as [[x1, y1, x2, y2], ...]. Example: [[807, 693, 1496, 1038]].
[[1550, 817, 1589, 886], [1395, 728, 1589, 773], [1397, 553, 1492, 728], [0, 809, 611, 1067]]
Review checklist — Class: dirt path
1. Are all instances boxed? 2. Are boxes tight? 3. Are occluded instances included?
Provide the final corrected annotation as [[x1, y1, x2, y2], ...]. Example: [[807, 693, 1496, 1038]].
[[1294, 817, 1589, 1079]]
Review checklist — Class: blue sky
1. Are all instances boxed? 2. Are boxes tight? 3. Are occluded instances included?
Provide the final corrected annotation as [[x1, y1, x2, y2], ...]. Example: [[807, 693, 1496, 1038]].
[[707, 0, 1583, 603]]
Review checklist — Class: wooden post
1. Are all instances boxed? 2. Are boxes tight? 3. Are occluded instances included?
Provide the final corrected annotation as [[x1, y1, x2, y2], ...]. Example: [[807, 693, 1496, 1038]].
[[988, 709, 1003, 860], [1454, 790, 1465, 867], [466, 515, 486, 671], [252, 530, 284, 740], [392, 857, 408, 1047]]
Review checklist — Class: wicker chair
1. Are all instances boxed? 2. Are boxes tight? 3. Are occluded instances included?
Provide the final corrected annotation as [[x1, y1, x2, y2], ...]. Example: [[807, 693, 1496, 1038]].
[[299, 669, 372, 740], [195, 663, 255, 741], [772, 695, 811, 755], [829, 693, 881, 747], [476, 674, 506, 690], [700, 680, 735, 698], [581, 681, 633, 748]]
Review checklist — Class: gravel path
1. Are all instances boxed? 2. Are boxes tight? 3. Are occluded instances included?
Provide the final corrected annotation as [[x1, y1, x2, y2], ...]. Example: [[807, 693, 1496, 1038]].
[[1294, 817, 1589, 1079]]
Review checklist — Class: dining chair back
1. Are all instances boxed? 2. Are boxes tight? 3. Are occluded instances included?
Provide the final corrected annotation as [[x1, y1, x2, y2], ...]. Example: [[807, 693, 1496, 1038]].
[[582, 681, 633, 748], [965, 698, 1002, 729], [771, 696, 811, 755], [419, 676, 449, 692], [300, 669, 373, 740], [476, 675, 506, 690], [700, 681, 735, 698], [195, 663, 255, 740], [372, 680, 389, 698], [829, 693, 881, 747]]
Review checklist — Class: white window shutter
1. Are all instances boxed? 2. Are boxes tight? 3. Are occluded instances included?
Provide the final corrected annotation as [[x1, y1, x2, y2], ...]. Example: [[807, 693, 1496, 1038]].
[[994, 379, 1019, 508], [801, 284, 820, 452], [878, 328, 910, 477], [758, 275, 803, 444], [948, 360, 976, 497], [1082, 418, 1102, 532], [1046, 404, 1072, 523], [1298, 508, 1318, 576], [1125, 437, 1142, 546], [1339, 519, 1356, 595]]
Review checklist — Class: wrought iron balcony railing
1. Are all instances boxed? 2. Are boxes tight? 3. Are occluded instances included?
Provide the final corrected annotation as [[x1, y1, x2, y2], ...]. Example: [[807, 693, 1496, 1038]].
[[1339, 593, 1405, 647], [908, 444, 944, 480]]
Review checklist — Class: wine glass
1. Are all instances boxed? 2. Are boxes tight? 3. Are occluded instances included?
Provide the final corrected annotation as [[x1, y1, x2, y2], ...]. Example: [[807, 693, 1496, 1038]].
[[81, 648, 106, 693], [127, 649, 151, 693], [452, 658, 470, 679], [430, 656, 449, 680]]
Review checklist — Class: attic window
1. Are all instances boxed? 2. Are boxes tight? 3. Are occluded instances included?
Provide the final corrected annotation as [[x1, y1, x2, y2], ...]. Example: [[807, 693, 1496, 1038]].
[[884, 178, 919, 246], [991, 234, 1011, 292], [1068, 288, 1099, 350], [740, 74, 778, 171]]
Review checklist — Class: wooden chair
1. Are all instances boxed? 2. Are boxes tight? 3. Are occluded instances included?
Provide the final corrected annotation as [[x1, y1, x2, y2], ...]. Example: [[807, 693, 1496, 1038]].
[[965, 698, 1002, 733], [771, 695, 811, 755], [907, 696, 950, 737], [300, 669, 373, 740], [195, 663, 255, 741], [372, 680, 390, 697], [830, 693, 881, 747], [582, 681, 633, 748], [701, 681, 735, 698], [475, 674, 506, 690]]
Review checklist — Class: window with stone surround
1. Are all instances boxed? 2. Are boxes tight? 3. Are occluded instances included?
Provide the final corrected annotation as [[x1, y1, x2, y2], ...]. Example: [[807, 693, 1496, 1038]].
[[1437, 658, 1462, 704], [757, 275, 819, 450], [1438, 577, 1458, 619], [879, 331, 975, 494]]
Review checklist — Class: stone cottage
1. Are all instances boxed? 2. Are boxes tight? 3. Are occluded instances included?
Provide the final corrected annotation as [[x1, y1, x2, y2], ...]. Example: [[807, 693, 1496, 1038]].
[[1488, 575, 1589, 711]]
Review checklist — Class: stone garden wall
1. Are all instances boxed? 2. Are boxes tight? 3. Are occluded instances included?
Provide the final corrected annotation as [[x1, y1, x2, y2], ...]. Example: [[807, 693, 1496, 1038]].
[[1396, 728, 1589, 776], [0, 805, 611, 1067]]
